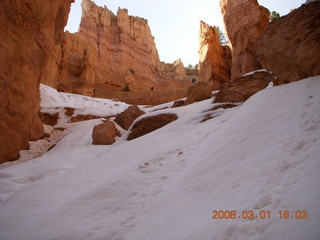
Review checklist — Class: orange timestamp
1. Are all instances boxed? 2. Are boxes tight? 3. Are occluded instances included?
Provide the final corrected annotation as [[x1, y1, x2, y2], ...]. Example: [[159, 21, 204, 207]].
[[212, 210, 308, 220]]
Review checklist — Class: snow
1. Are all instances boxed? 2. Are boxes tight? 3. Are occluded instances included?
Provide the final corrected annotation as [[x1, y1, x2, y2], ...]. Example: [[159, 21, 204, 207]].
[[305, 0, 319, 4], [242, 69, 272, 77], [0, 77, 320, 240], [3, 85, 130, 164], [40, 84, 129, 117]]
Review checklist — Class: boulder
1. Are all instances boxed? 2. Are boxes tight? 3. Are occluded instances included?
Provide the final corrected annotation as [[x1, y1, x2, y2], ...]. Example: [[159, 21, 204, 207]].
[[92, 121, 121, 145], [0, 0, 73, 163], [128, 114, 178, 140], [184, 82, 212, 105], [114, 106, 145, 130], [220, 0, 270, 80], [172, 100, 185, 108], [214, 71, 276, 103], [198, 21, 231, 90], [257, 2, 320, 84]]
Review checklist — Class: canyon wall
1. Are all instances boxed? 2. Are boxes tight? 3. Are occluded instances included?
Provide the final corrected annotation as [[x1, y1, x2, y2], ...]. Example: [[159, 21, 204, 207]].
[[257, 1, 320, 84], [220, 0, 270, 80], [0, 0, 73, 163], [198, 21, 231, 90], [42, 0, 190, 104]]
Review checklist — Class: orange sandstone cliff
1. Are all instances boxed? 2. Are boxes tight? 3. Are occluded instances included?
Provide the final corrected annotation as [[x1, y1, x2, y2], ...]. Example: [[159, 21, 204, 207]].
[[257, 1, 320, 84], [42, 0, 191, 105], [0, 0, 74, 163], [198, 21, 231, 90], [220, 0, 270, 80]]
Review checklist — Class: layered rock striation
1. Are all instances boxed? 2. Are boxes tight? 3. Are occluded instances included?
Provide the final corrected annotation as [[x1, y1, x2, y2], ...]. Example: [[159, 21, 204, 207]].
[[220, 0, 270, 80], [0, 0, 73, 163], [198, 21, 231, 90], [42, 0, 190, 105]]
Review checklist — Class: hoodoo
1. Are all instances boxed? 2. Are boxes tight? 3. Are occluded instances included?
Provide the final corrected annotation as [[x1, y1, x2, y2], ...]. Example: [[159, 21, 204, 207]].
[[42, 0, 192, 105], [198, 21, 231, 90], [220, 0, 270, 80]]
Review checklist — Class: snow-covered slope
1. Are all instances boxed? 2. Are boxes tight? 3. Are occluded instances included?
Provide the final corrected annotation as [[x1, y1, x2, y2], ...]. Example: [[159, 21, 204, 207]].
[[40, 83, 130, 117], [0, 77, 319, 240]]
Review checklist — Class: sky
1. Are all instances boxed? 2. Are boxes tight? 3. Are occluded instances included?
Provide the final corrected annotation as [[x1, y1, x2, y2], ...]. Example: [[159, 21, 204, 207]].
[[65, 0, 306, 66]]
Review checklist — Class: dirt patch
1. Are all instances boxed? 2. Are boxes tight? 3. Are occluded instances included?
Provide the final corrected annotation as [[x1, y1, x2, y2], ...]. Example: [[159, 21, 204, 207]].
[[70, 114, 114, 123], [38, 112, 59, 126], [64, 107, 75, 117]]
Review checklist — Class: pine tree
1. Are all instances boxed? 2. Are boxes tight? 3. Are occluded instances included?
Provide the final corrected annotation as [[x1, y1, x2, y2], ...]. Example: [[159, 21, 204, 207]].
[[270, 11, 280, 21]]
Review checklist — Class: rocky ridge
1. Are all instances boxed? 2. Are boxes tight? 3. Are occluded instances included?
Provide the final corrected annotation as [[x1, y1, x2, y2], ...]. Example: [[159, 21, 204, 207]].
[[42, 0, 194, 105]]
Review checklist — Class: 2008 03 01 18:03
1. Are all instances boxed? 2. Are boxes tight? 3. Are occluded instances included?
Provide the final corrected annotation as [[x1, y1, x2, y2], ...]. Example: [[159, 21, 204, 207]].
[[212, 210, 308, 220]]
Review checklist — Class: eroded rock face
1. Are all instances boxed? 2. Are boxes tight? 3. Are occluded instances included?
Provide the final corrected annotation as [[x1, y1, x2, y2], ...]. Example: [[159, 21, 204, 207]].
[[127, 114, 178, 140], [92, 121, 121, 145], [0, 0, 73, 163], [159, 59, 187, 81], [198, 21, 231, 90], [214, 71, 276, 103], [220, 0, 270, 80], [114, 106, 145, 130], [257, 2, 320, 84], [184, 82, 212, 105], [42, 0, 190, 105]]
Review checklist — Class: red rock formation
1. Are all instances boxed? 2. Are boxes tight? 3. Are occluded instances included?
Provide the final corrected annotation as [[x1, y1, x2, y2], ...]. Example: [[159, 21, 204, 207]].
[[127, 114, 178, 140], [184, 82, 212, 105], [42, 0, 190, 105], [114, 106, 145, 130], [0, 0, 73, 163], [257, 2, 320, 84], [214, 71, 276, 103], [172, 100, 185, 108], [92, 121, 121, 145], [159, 59, 187, 81], [198, 21, 231, 90], [220, 0, 270, 80]]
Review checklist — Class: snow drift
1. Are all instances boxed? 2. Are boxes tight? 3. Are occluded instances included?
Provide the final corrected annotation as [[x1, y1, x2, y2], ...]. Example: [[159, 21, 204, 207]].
[[0, 76, 319, 240]]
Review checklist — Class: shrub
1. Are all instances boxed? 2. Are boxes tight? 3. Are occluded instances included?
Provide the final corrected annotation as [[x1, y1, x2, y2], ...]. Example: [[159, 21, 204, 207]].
[[123, 84, 131, 92], [270, 11, 280, 22]]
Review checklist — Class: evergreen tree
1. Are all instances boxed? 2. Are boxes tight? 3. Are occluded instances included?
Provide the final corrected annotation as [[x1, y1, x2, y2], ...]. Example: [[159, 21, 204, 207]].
[[270, 11, 280, 21]]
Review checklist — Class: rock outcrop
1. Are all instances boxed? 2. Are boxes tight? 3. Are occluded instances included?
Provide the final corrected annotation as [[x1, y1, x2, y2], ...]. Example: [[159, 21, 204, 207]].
[[92, 121, 120, 145], [185, 67, 199, 77], [159, 59, 186, 81], [128, 114, 178, 140], [214, 71, 276, 103], [0, 0, 73, 163], [172, 100, 185, 108], [42, 0, 190, 105], [198, 21, 232, 90], [220, 0, 270, 80], [184, 82, 212, 105], [114, 106, 145, 130], [257, 2, 320, 84]]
